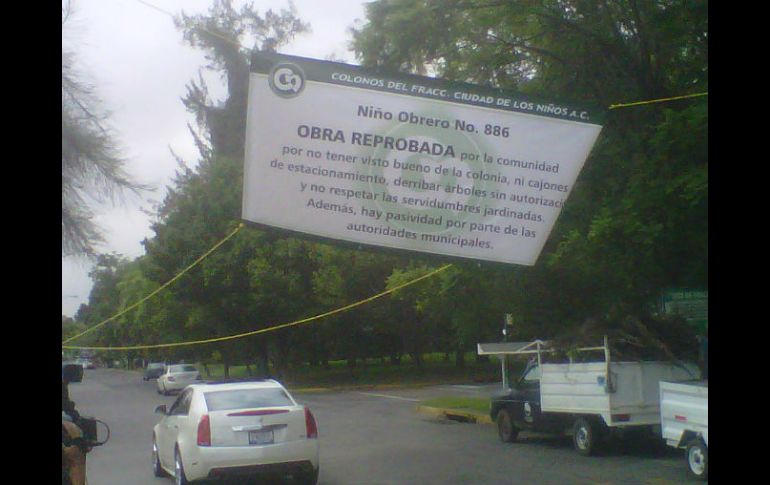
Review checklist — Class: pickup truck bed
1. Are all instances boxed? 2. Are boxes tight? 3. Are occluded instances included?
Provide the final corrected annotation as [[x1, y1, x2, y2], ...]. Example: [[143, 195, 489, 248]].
[[542, 361, 698, 427], [660, 380, 708, 480]]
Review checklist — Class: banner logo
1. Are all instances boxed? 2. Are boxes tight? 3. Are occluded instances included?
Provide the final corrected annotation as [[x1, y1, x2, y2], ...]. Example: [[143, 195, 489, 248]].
[[269, 63, 305, 98]]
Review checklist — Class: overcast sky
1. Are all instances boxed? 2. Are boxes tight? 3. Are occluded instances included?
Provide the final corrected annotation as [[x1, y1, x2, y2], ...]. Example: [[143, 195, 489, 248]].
[[62, 0, 369, 317]]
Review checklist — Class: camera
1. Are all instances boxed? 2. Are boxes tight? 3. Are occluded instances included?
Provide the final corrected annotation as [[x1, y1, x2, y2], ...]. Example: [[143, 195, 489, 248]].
[[77, 416, 99, 444]]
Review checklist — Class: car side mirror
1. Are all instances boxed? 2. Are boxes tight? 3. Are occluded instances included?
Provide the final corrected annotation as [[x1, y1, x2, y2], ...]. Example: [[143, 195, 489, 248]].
[[154, 405, 167, 415]]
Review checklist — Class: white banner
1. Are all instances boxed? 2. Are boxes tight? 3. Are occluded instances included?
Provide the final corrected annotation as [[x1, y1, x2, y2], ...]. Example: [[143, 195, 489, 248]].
[[243, 53, 603, 265]]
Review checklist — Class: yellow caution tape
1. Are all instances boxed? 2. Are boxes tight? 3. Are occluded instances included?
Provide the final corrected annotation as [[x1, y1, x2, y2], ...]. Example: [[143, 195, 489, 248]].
[[609, 92, 707, 110], [62, 223, 245, 345], [75, 1, 707, 355], [62, 264, 453, 351]]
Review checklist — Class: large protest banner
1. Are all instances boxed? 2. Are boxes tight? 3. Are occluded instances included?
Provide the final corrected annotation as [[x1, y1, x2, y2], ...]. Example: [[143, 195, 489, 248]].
[[243, 52, 603, 265]]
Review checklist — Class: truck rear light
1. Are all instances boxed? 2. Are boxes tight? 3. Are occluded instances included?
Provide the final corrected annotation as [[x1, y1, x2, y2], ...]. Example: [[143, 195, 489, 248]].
[[305, 407, 318, 439], [612, 414, 630, 422], [197, 414, 211, 446], [168, 376, 176, 382], [675, 415, 688, 422]]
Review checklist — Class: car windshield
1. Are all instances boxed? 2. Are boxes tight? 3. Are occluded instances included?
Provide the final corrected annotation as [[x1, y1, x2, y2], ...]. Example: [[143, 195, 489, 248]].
[[168, 365, 197, 373], [147, 363, 164, 369], [204, 388, 294, 411]]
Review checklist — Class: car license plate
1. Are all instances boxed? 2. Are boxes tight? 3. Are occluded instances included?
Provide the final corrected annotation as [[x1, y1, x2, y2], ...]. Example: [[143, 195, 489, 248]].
[[248, 429, 274, 445]]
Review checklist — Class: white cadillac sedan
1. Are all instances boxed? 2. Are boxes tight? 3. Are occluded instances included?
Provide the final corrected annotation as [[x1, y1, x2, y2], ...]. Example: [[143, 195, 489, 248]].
[[152, 380, 319, 484], [157, 364, 202, 395]]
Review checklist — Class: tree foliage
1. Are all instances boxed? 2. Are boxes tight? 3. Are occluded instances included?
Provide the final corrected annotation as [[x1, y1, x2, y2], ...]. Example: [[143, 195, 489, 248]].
[[175, 0, 309, 160], [75, 0, 707, 371], [62, 1, 147, 258], [353, 0, 708, 338]]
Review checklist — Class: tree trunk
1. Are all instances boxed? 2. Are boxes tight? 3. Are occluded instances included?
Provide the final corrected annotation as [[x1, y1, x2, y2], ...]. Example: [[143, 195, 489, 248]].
[[455, 349, 465, 368], [257, 341, 270, 376], [308, 328, 320, 366], [308, 350, 319, 367]]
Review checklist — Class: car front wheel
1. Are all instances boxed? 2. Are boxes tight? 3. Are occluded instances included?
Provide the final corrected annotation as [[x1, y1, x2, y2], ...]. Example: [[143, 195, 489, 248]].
[[152, 438, 165, 477], [174, 448, 189, 485]]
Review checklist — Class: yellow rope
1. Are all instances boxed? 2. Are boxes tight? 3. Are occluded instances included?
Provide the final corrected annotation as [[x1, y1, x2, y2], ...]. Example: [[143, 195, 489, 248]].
[[609, 92, 708, 110], [62, 223, 244, 345], [61, 1, 250, 347], [66, 0, 707, 353], [62, 264, 453, 351]]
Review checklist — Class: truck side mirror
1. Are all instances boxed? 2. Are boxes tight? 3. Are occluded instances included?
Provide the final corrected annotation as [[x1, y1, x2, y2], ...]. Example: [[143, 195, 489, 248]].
[[154, 405, 167, 415]]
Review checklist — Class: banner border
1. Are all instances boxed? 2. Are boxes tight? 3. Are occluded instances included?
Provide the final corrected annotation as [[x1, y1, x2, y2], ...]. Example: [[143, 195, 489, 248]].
[[251, 51, 606, 125]]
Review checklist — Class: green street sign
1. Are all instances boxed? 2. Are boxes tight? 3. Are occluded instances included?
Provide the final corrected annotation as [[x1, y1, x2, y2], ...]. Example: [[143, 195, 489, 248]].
[[661, 288, 708, 332]]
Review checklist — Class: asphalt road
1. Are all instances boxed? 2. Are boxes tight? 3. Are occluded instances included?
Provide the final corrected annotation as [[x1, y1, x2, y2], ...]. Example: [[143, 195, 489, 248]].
[[69, 368, 699, 485]]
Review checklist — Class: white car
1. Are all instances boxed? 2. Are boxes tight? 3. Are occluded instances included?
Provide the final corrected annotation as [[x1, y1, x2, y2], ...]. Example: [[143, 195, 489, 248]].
[[152, 380, 319, 484], [157, 364, 202, 395]]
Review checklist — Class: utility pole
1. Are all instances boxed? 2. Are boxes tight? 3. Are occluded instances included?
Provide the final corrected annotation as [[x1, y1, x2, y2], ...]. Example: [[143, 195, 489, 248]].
[[501, 313, 513, 389]]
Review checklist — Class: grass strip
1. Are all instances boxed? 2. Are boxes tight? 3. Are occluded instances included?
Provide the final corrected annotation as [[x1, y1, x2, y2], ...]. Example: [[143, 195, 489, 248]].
[[420, 396, 490, 415]]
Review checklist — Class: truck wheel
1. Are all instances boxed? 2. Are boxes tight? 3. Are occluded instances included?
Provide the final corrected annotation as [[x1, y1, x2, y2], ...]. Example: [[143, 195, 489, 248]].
[[573, 417, 597, 456], [686, 439, 708, 480], [496, 409, 519, 442]]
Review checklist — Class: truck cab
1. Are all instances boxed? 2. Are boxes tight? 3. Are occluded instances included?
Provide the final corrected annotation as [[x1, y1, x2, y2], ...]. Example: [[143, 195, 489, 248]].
[[490, 359, 571, 441]]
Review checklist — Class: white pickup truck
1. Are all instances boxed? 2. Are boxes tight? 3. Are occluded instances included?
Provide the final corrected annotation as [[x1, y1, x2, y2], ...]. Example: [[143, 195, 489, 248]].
[[659, 380, 708, 480], [478, 337, 699, 456]]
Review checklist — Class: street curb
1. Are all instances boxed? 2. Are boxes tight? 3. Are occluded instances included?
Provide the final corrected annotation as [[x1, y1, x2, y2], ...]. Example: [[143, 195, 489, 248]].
[[288, 382, 440, 393], [416, 405, 492, 425]]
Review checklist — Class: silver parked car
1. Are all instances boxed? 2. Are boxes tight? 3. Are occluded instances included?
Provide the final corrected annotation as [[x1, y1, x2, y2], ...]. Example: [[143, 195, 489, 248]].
[[156, 364, 202, 395]]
